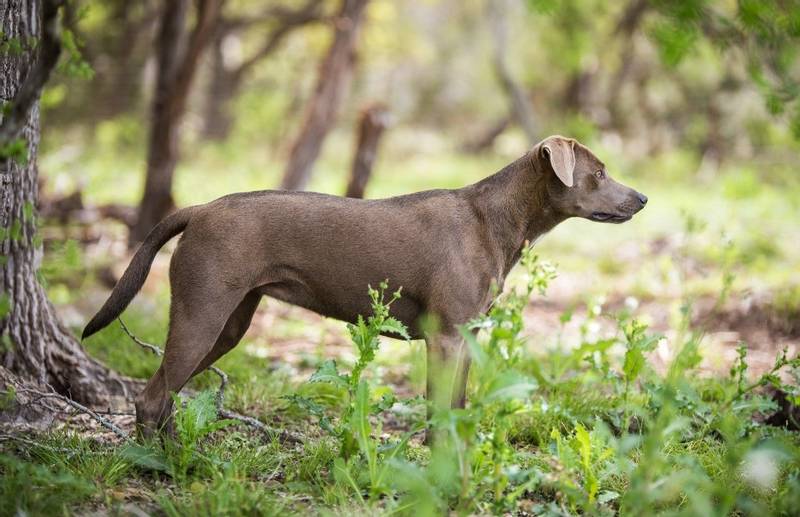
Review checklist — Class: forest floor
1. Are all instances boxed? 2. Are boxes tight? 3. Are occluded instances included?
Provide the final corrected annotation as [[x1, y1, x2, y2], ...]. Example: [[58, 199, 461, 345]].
[[3, 139, 800, 515]]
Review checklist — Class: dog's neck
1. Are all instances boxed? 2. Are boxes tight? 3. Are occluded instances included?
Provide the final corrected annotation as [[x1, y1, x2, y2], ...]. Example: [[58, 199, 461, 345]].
[[465, 153, 567, 278]]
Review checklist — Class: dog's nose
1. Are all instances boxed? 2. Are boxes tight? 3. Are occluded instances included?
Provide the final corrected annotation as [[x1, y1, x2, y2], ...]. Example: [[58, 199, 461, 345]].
[[637, 193, 648, 206]]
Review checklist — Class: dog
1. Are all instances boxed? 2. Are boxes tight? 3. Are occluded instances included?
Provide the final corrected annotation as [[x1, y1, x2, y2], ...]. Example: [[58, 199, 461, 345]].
[[82, 135, 647, 436]]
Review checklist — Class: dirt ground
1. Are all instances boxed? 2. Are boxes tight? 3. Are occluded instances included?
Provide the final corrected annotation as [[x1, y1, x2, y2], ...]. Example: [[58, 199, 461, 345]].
[[66, 230, 799, 390]]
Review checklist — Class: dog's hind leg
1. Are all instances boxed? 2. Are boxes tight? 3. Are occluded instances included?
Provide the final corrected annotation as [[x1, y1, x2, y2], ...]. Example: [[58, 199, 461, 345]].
[[134, 288, 245, 437], [190, 290, 261, 377]]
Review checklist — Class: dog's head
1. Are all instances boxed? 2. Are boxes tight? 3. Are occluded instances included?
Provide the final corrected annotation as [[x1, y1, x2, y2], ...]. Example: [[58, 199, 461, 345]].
[[533, 135, 647, 223]]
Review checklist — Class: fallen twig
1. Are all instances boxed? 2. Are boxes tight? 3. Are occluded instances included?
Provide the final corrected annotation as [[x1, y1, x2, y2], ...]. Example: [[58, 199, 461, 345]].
[[219, 408, 303, 445], [14, 386, 129, 441], [97, 409, 137, 417], [208, 365, 228, 415], [119, 318, 227, 413], [118, 318, 303, 444], [118, 319, 163, 356]]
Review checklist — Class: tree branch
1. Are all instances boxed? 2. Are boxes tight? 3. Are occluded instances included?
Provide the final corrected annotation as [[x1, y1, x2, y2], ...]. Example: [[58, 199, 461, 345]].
[[220, 0, 324, 32], [166, 0, 223, 119], [232, 0, 325, 83], [13, 386, 130, 440]]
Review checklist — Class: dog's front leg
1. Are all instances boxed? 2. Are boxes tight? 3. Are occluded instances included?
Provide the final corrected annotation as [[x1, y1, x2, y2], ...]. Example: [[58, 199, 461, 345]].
[[424, 331, 471, 443]]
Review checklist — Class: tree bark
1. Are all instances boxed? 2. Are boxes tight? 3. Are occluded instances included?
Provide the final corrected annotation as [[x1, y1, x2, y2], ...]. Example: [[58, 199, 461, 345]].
[[280, 0, 369, 191], [1, 0, 128, 407], [487, 0, 537, 145], [128, 0, 222, 246], [344, 103, 389, 199]]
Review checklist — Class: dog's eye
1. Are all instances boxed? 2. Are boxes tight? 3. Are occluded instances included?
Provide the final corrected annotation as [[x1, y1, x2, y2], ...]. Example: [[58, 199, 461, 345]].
[[594, 169, 605, 180]]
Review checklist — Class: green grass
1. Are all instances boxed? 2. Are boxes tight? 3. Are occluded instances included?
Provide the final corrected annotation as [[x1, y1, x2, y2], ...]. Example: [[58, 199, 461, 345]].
[[8, 130, 799, 514], [5, 243, 798, 515]]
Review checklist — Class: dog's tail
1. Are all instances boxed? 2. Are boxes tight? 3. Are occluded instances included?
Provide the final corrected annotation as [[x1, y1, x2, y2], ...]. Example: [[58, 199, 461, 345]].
[[81, 207, 194, 340]]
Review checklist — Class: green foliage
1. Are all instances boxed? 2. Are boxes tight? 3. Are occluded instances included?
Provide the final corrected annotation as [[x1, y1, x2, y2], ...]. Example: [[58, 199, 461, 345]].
[[291, 281, 418, 499], [647, 0, 800, 137], [58, 28, 94, 80], [0, 138, 28, 164], [3, 247, 799, 513], [346, 282, 410, 393], [384, 249, 554, 514], [122, 390, 233, 480], [0, 293, 10, 320], [0, 452, 95, 515], [650, 18, 698, 67], [170, 391, 235, 474], [155, 464, 287, 517], [0, 32, 28, 55]]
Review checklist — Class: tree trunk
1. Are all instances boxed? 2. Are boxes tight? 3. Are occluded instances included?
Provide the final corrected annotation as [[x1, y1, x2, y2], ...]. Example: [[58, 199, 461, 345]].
[[563, 68, 595, 114], [201, 28, 237, 141], [83, 0, 157, 121], [487, 0, 537, 145], [280, 0, 369, 191], [344, 103, 389, 199], [606, 0, 650, 132], [129, 0, 222, 246], [1, 0, 128, 407]]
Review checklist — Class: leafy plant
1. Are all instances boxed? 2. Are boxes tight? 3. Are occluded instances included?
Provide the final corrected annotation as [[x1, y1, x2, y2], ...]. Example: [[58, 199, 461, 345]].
[[292, 281, 417, 500], [123, 390, 233, 480]]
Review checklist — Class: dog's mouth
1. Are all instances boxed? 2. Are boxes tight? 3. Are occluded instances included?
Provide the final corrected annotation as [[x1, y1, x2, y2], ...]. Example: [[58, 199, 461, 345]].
[[590, 212, 632, 223]]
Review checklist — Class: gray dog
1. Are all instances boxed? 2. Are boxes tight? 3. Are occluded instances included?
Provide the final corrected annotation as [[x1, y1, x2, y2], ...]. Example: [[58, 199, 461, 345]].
[[83, 135, 647, 436]]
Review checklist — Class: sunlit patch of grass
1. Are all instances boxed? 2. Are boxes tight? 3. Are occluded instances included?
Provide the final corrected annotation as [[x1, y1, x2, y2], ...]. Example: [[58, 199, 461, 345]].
[[205, 433, 283, 480], [287, 438, 338, 485], [25, 432, 134, 488], [154, 466, 289, 517]]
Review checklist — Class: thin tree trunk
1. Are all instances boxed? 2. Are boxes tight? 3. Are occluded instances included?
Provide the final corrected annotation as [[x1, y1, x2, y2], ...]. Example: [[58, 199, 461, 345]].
[[344, 103, 389, 199], [564, 68, 595, 114], [606, 0, 650, 132], [129, 0, 222, 246], [487, 0, 537, 145], [280, 0, 369, 191], [201, 28, 236, 141], [1, 0, 128, 407], [90, 0, 157, 120]]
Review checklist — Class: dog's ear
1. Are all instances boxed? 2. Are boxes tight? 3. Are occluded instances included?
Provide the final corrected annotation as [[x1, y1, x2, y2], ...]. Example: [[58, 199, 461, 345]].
[[541, 136, 575, 187]]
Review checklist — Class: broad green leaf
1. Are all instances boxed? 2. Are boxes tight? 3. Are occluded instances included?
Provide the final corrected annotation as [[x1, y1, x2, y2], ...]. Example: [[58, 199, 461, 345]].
[[623, 347, 646, 382], [309, 359, 348, 387], [119, 444, 169, 472], [484, 372, 538, 402], [379, 317, 410, 339]]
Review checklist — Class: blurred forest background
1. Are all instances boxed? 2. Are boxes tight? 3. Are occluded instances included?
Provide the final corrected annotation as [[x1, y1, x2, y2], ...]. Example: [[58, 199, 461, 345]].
[[3, 0, 800, 514], [37, 0, 800, 367]]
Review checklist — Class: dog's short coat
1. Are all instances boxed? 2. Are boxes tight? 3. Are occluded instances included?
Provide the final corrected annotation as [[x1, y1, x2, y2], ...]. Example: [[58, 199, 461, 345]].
[[83, 136, 647, 436]]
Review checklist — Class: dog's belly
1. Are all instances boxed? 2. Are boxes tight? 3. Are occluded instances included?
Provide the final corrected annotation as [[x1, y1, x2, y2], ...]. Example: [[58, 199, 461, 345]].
[[256, 279, 425, 339]]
